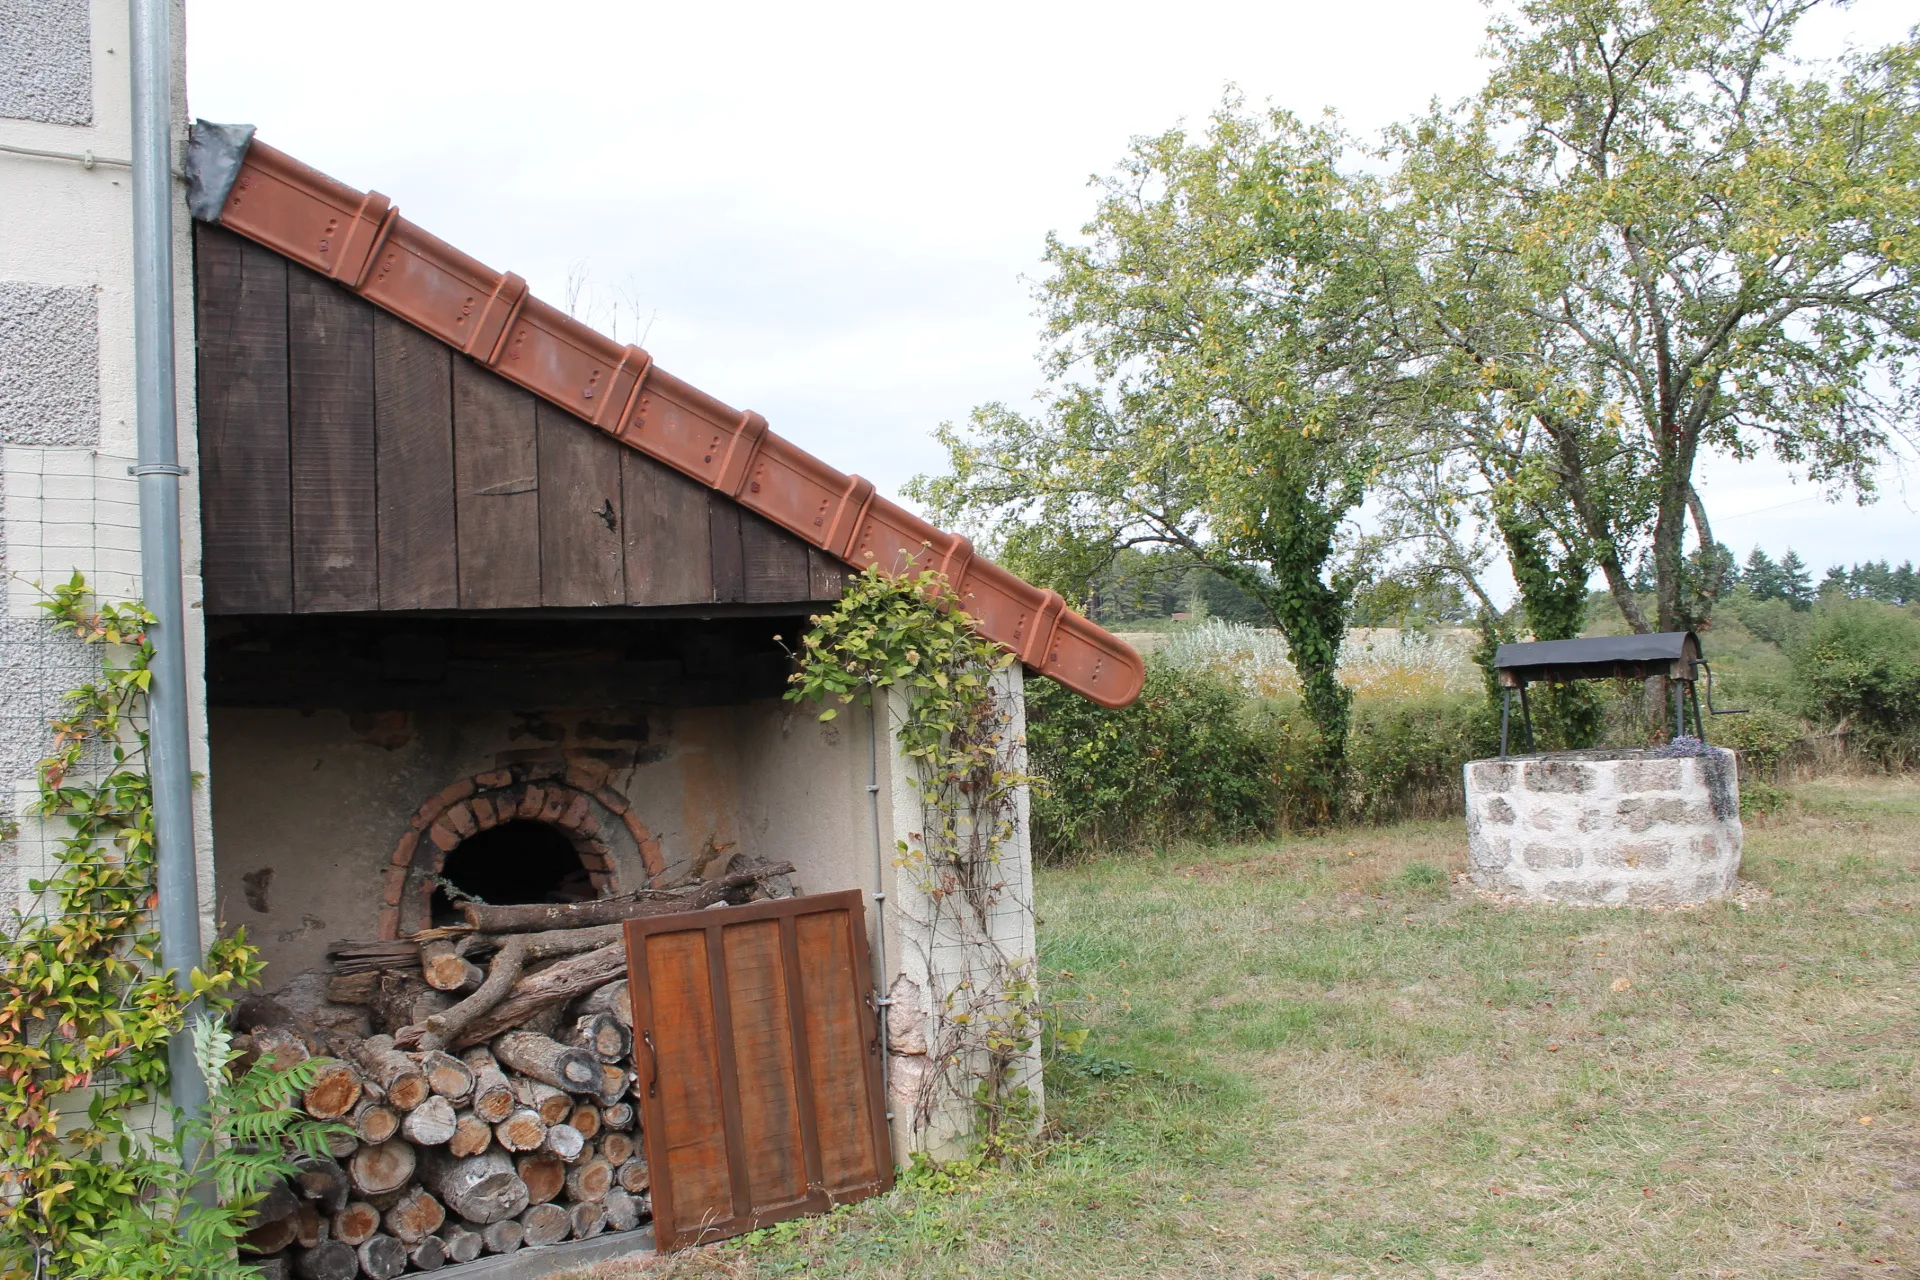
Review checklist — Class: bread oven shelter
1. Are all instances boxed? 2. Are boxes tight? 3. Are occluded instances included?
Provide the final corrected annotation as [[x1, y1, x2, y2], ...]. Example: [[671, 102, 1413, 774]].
[[183, 125, 1143, 1264]]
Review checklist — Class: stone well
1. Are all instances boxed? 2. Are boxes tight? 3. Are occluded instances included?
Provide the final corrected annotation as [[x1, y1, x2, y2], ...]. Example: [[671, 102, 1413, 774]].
[[1462, 747, 1742, 906]]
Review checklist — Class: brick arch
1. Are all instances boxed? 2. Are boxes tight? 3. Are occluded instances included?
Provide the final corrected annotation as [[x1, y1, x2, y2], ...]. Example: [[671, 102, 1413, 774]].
[[377, 764, 664, 939]]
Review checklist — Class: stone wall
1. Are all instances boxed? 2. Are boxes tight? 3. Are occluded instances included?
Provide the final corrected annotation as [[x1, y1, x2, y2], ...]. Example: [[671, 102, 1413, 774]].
[[1463, 748, 1742, 906]]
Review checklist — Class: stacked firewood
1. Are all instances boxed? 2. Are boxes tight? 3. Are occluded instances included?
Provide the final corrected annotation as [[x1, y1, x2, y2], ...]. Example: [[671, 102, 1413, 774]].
[[234, 865, 789, 1278]]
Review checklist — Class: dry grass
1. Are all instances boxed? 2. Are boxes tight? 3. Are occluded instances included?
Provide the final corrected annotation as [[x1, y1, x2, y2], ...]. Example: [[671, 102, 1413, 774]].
[[573, 777, 1920, 1280]]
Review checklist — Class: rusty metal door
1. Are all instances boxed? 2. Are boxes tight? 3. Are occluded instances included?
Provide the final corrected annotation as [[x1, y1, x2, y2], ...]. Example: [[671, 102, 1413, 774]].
[[623, 889, 893, 1250]]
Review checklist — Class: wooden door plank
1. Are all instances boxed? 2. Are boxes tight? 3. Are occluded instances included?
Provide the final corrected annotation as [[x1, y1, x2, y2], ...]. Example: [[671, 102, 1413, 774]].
[[288, 270, 377, 612], [708, 496, 745, 603], [643, 929, 732, 1243], [193, 224, 292, 614], [721, 919, 807, 1209], [796, 908, 883, 1191], [625, 892, 890, 1253], [619, 451, 712, 605], [807, 547, 847, 602], [537, 404, 625, 606], [778, 914, 829, 1198], [740, 512, 811, 603], [373, 311, 456, 610], [704, 926, 754, 1228], [452, 360, 540, 608]]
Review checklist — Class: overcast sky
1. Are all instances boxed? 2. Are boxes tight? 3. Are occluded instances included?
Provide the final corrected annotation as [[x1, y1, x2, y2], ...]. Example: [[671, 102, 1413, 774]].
[[185, 0, 1918, 586]]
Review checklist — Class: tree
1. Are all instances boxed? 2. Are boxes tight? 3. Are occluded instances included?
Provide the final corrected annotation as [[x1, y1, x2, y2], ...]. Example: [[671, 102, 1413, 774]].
[[1743, 545, 1782, 600], [912, 106, 1406, 814], [1392, 0, 1920, 634], [1779, 548, 1813, 610]]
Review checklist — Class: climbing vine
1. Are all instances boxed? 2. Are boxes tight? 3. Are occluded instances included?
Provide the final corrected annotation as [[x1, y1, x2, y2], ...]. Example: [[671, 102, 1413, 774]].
[[0, 573, 266, 1276], [786, 563, 1045, 1158]]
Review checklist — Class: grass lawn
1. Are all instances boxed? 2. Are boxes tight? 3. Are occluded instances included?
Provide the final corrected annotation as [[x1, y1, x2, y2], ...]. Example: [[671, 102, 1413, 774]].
[[586, 776, 1920, 1280]]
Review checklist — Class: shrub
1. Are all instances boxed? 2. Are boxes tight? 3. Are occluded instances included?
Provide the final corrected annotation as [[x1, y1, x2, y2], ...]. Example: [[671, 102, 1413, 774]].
[[1026, 661, 1278, 862], [1344, 692, 1496, 823], [1790, 602, 1920, 766], [1709, 705, 1807, 778]]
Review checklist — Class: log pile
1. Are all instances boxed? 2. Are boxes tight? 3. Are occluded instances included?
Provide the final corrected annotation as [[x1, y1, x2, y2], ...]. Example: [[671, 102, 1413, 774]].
[[235, 867, 789, 1277]]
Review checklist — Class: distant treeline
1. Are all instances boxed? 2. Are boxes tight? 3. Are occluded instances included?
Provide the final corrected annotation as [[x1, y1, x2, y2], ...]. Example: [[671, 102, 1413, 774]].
[[1736, 547, 1917, 610]]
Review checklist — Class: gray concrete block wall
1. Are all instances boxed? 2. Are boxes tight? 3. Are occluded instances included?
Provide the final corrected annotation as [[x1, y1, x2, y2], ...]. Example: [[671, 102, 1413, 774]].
[[1464, 748, 1742, 906], [0, 0, 93, 125], [0, 282, 101, 445]]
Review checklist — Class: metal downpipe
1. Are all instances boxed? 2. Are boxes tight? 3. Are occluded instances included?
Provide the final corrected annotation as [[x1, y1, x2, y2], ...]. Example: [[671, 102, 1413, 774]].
[[867, 694, 893, 1122], [129, 0, 206, 1130]]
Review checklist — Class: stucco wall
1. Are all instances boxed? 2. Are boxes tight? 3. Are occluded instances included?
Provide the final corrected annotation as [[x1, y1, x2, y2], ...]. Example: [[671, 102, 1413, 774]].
[[0, 0, 210, 938]]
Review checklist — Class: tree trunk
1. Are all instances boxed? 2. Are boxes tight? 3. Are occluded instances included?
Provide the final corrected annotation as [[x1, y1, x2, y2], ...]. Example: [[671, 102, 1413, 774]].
[[380, 1184, 445, 1245], [292, 1155, 351, 1214], [349, 1038, 430, 1112], [510, 1077, 574, 1126], [457, 871, 784, 932], [518, 1202, 571, 1247], [451, 946, 628, 1049], [322, 1128, 359, 1160], [421, 940, 484, 993], [408, 1237, 447, 1271], [570, 1013, 630, 1063], [290, 1202, 325, 1249], [329, 1202, 380, 1247], [569, 1198, 607, 1240], [598, 1131, 633, 1167], [492, 1030, 600, 1091], [417, 1148, 531, 1225], [349, 1097, 400, 1145], [440, 1223, 484, 1265], [401, 1095, 458, 1146], [541, 1122, 585, 1164], [577, 979, 631, 1029], [601, 1102, 634, 1131], [240, 1218, 298, 1256], [299, 1060, 362, 1119], [291, 1240, 357, 1280], [348, 1142, 416, 1198], [250, 1253, 293, 1280], [480, 1219, 524, 1254], [493, 1109, 548, 1153], [245, 1179, 301, 1230], [564, 1156, 614, 1202], [355, 1235, 409, 1280], [462, 1050, 515, 1124], [514, 1153, 565, 1206], [253, 1027, 311, 1072], [616, 1157, 650, 1195], [449, 1111, 493, 1158], [418, 1050, 474, 1103], [601, 1188, 642, 1232], [567, 1101, 601, 1141], [596, 1062, 630, 1107]]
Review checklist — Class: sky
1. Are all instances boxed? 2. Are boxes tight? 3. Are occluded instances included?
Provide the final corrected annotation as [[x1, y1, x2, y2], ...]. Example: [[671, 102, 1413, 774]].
[[184, 0, 1919, 590]]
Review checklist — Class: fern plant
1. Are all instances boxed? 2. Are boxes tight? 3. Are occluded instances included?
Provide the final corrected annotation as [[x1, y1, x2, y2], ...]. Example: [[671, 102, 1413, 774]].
[[64, 1017, 341, 1279]]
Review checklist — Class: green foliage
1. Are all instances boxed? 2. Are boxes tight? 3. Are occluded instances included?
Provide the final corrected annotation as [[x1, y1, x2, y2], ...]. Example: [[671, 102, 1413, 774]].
[[1709, 705, 1806, 779], [1790, 602, 1920, 766], [1391, 0, 1920, 635], [1025, 663, 1280, 862], [0, 574, 265, 1276], [1027, 664, 1493, 860], [913, 104, 1408, 818], [785, 564, 1042, 1158], [66, 1018, 340, 1279]]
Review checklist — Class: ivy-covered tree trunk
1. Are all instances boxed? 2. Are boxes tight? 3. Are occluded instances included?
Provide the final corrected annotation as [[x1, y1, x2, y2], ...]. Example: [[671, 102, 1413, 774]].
[[1490, 505, 1601, 751]]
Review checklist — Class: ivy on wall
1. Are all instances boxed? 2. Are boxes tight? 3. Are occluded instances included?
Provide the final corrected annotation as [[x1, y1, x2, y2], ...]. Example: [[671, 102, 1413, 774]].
[[786, 563, 1045, 1156], [0, 573, 293, 1276]]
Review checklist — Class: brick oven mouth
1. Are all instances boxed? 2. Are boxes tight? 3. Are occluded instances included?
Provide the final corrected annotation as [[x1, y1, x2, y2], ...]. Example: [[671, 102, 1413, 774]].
[[430, 819, 593, 927]]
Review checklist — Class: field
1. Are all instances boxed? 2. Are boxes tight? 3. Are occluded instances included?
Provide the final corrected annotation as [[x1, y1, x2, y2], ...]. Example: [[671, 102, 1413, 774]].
[[583, 777, 1920, 1280]]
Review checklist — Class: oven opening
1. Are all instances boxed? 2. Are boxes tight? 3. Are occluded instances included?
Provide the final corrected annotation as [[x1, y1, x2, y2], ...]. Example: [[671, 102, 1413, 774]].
[[431, 819, 593, 926]]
